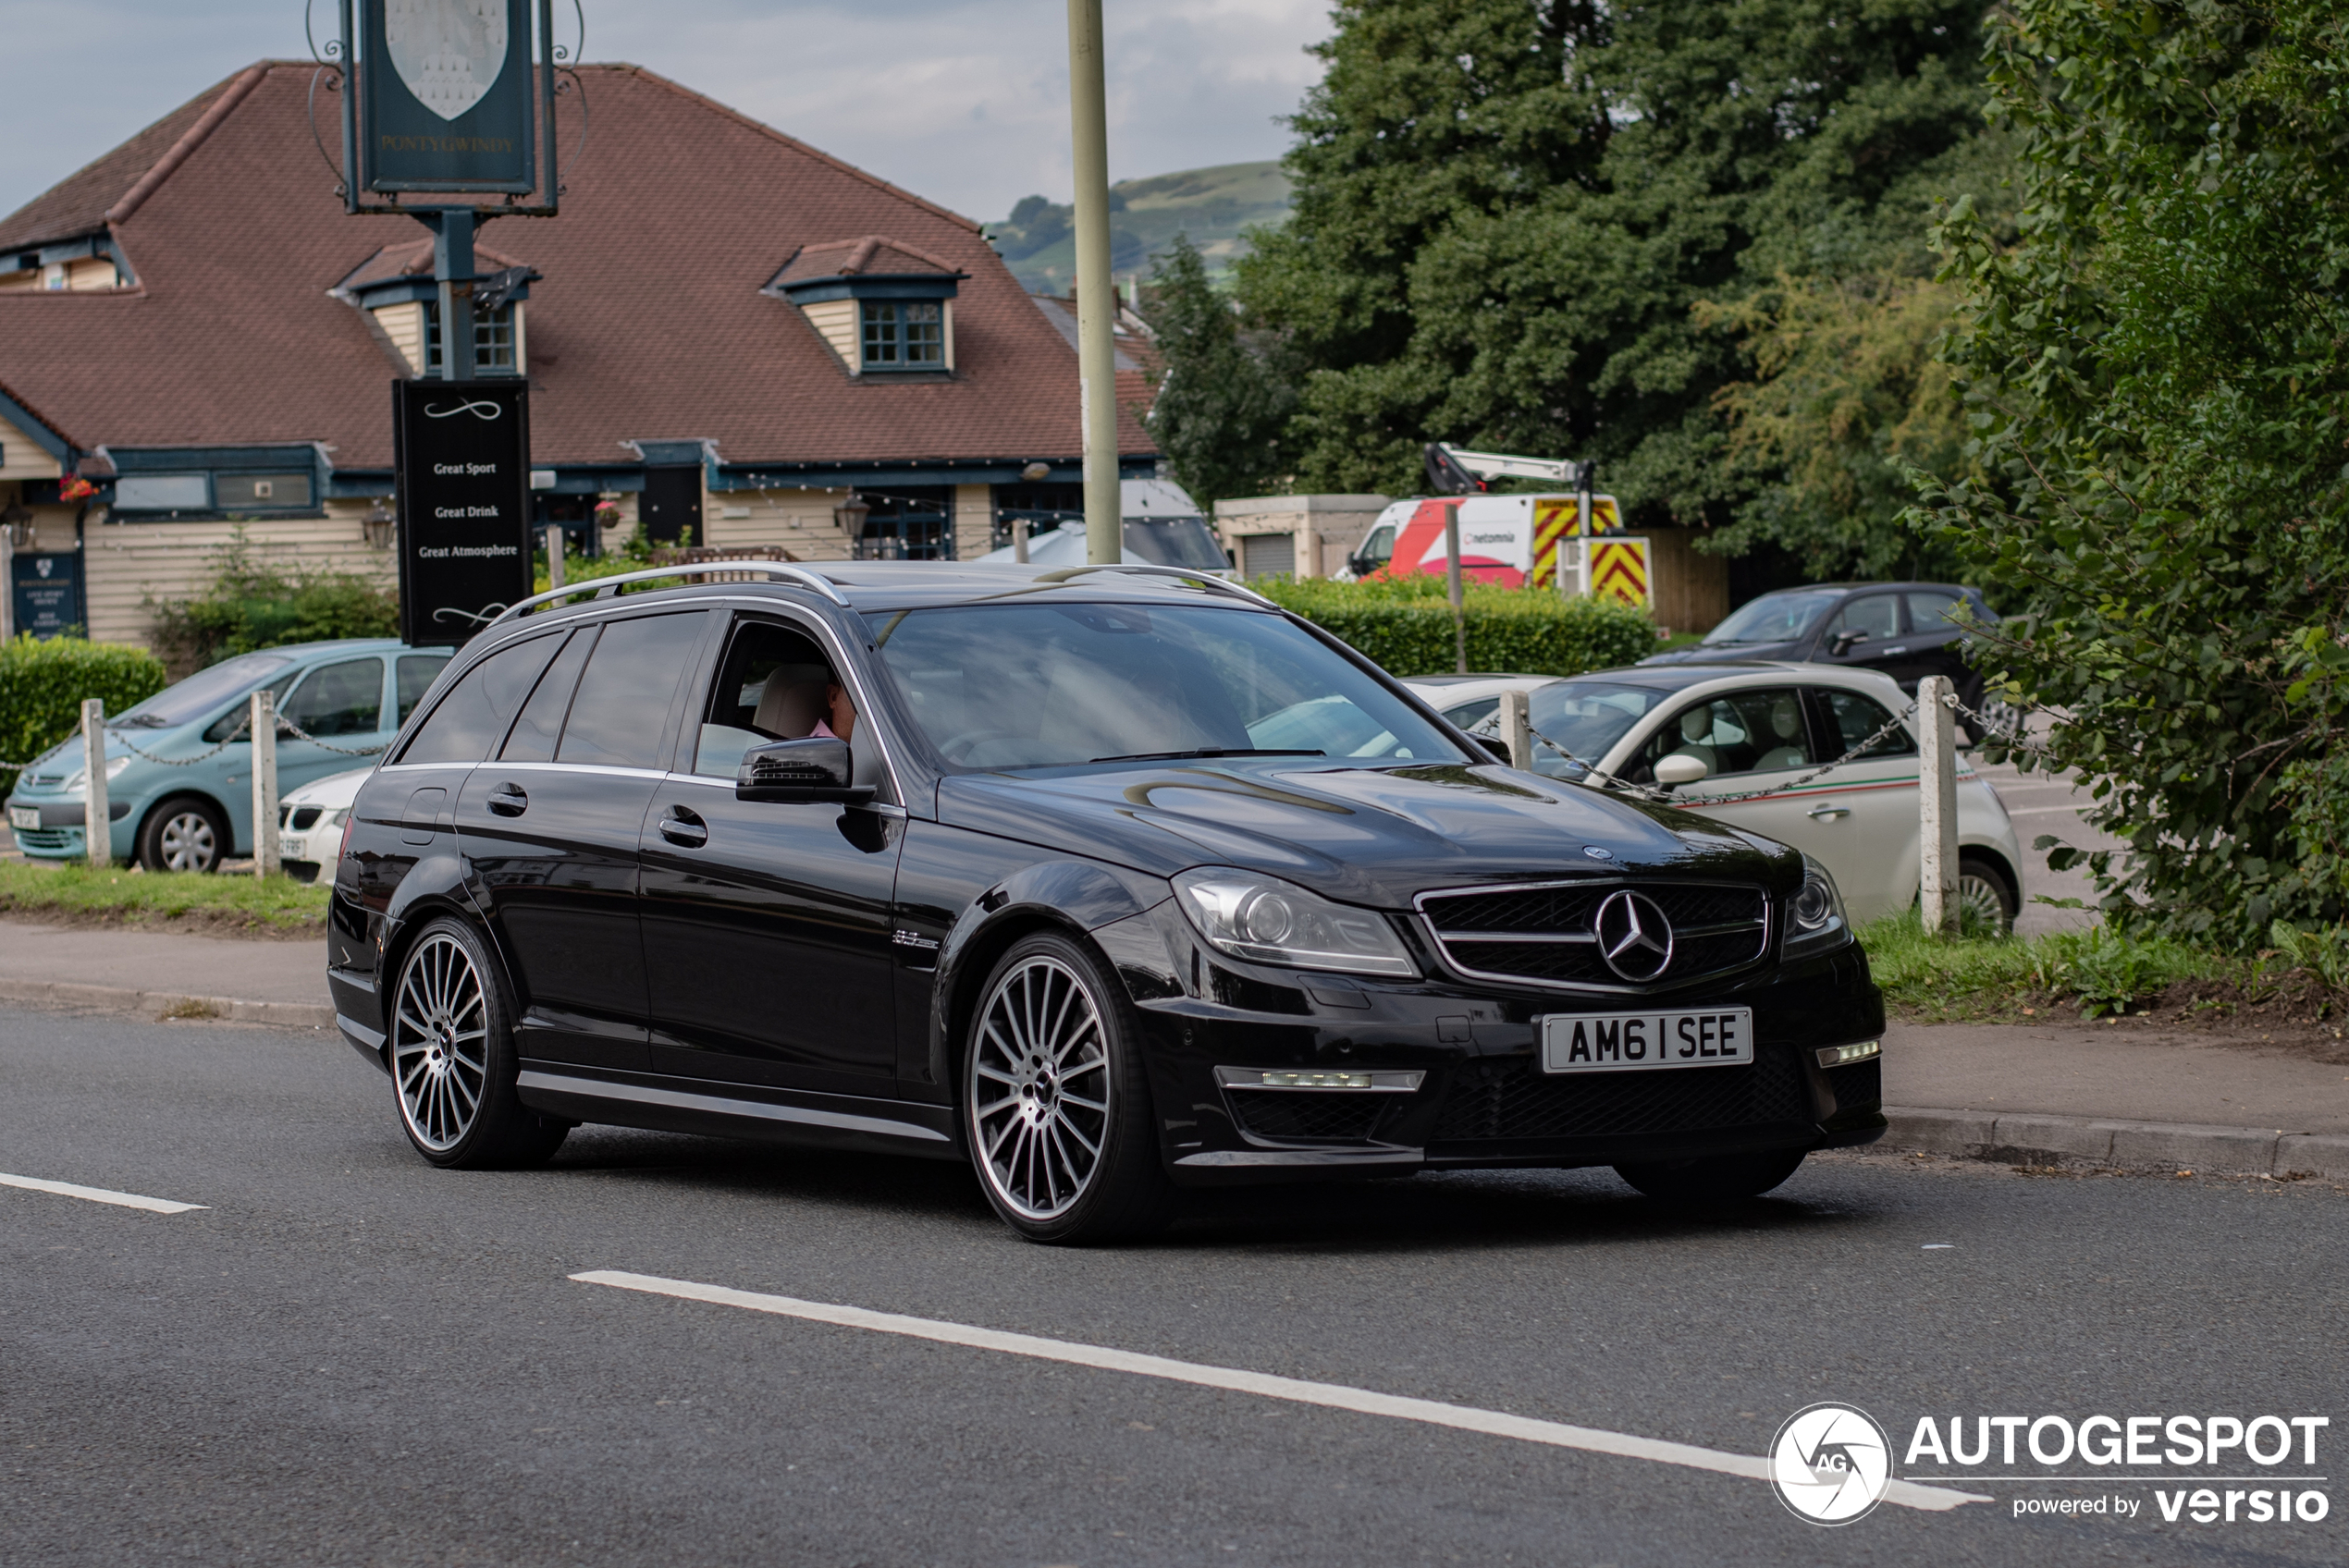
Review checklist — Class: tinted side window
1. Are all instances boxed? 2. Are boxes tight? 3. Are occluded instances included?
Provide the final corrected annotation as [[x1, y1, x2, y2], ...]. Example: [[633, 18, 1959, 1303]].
[[1904, 591, 1964, 635], [1816, 689, 1916, 758], [202, 668, 301, 743], [500, 628, 596, 763], [1824, 594, 1900, 641], [555, 614, 707, 770], [399, 635, 562, 765], [282, 658, 384, 737], [397, 655, 450, 724]]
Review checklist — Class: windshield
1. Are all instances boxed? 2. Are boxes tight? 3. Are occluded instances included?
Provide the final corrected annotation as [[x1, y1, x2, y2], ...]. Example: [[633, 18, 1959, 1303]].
[[1124, 518, 1230, 572], [866, 602, 1465, 771], [1702, 588, 1846, 645], [112, 652, 296, 729], [1522, 680, 1672, 777]]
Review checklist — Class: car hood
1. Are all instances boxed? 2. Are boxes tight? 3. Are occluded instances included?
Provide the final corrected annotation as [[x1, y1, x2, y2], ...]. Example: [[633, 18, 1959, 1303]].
[[282, 766, 374, 810], [936, 760, 1794, 909]]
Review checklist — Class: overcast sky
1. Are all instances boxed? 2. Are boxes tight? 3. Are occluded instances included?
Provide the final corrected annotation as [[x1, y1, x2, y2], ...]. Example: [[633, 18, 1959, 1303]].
[[0, 0, 1330, 225]]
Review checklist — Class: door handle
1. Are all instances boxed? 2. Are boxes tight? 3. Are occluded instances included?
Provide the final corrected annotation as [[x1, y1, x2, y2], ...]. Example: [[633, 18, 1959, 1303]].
[[486, 784, 529, 817], [1807, 803, 1851, 820], [658, 807, 707, 848]]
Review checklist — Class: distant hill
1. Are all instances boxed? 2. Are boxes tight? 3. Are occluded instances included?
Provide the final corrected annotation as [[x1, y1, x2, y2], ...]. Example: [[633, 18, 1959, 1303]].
[[988, 160, 1292, 295]]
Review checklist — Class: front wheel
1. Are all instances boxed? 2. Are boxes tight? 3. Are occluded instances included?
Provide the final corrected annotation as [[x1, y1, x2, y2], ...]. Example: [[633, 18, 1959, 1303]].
[[1614, 1147, 1806, 1203], [1956, 853, 2018, 937], [389, 916, 568, 1169], [964, 932, 1172, 1244], [138, 796, 228, 873]]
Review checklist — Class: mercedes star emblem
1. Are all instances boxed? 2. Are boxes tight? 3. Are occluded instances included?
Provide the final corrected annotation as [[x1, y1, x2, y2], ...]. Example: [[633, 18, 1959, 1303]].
[[1594, 889, 1674, 981]]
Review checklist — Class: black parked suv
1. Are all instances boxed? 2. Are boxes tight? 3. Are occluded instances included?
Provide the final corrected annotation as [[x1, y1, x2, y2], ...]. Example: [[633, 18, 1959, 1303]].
[[1640, 582, 2003, 738], [331, 562, 1886, 1243]]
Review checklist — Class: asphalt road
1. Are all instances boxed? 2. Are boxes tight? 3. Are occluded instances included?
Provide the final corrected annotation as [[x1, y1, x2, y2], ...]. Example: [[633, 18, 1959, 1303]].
[[5, 1005, 2342, 1567]]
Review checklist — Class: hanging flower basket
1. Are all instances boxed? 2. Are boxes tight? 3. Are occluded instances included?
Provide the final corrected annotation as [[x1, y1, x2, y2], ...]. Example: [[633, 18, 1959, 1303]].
[[57, 477, 98, 503]]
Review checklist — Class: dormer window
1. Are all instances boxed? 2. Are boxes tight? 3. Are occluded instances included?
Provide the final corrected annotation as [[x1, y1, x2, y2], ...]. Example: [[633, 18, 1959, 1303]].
[[336, 240, 535, 378], [861, 300, 944, 369], [424, 299, 520, 375], [767, 235, 967, 377]]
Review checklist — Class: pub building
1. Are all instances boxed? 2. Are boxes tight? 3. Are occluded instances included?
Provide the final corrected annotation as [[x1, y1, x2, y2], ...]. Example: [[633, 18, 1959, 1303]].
[[0, 61, 1159, 651]]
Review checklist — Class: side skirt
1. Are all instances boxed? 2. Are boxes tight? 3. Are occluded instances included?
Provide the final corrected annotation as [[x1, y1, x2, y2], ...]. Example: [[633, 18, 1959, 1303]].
[[515, 1065, 965, 1162]]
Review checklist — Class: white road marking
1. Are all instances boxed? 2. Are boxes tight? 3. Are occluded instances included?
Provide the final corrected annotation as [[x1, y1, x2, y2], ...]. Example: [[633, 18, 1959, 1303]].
[[0, 1171, 207, 1214], [2004, 804, 2098, 817], [573, 1269, 1989, 1513]]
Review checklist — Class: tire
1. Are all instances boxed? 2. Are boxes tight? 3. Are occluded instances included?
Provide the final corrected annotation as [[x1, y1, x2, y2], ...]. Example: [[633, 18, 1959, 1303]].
[[387, 915, 569, 1170], [963, 931, 1173, 1244], [1956, 853, 2018, 938], [138, 795, 229, 874], [1614, 1147, 1808, 1203]]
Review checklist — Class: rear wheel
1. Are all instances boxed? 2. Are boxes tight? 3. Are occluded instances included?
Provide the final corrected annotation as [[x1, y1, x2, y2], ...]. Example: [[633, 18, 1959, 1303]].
[[1614, 1147, 1807, 1203], [138, 796, 228, 873], [389, 916, 568, 1169], [964, 932, 1172, 1244]]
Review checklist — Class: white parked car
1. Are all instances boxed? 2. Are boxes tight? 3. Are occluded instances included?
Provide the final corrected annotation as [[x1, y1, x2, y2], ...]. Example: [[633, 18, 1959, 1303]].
[[1403, 664, 2024, 930], [276, 766, 372, 884]]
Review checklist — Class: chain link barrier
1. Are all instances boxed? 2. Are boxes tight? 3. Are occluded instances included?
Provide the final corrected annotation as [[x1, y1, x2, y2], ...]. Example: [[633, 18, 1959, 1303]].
[[74, 711, 389, 773]]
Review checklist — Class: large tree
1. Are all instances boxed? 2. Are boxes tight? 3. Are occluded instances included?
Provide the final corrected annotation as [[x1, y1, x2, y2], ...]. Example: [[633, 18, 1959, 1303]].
[[1919, 0, 2349, 945], [1237, 0, 1994, 527]]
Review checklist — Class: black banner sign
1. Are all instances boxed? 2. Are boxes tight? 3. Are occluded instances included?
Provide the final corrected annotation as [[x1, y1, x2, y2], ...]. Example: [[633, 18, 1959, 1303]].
[[357, 0, 539, 193], [393, 380, 533, 646]]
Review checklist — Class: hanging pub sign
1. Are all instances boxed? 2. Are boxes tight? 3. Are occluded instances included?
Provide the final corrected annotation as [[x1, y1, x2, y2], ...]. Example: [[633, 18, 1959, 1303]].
[[351, 0, 554, 196], [393, 379, 534, 646]]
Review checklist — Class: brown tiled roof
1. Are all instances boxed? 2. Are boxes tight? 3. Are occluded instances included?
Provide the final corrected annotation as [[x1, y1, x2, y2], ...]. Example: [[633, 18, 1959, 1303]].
[[337, 238, 527, 293], [0, 62, 1151, 470], [772, 235, 964, 287]]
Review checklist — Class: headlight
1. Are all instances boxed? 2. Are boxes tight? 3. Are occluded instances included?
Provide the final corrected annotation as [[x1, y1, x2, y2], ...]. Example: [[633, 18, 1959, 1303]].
[[1782, 853, 1851, 960], [321, 809, 349, 832], [63, 754, 133, 790], [1172, 867, 1417, 978]]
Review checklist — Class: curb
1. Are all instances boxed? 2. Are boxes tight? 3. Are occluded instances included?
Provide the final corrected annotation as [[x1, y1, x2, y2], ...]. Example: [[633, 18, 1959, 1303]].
[[1886, 1106, 2349, 1182], [0, 979, 336, 1030]]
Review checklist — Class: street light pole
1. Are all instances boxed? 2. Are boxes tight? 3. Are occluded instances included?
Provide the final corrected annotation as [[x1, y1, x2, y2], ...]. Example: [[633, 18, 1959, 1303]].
[[1066, 0, 1120, 566]]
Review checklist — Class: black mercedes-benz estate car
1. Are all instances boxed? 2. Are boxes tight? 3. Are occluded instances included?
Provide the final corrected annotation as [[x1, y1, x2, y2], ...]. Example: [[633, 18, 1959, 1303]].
[[330, 561, 1886, 1243]]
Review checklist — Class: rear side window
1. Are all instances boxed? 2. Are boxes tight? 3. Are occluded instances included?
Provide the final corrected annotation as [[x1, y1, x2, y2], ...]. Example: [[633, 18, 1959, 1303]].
[[1823, 594, 1900, 641], [282, 658, 384, 737], [499, 628, 596, 763], [397, 655, 450, 724], [1815, 689, 1916, 759], [399, 635, 562, 765], [555, 614, 707, 770]]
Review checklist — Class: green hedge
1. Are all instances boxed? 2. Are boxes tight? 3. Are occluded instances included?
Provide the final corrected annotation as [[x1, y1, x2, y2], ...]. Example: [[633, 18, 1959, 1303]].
[[1257, 576, 1659, 677], [0, 636, 169, 792]]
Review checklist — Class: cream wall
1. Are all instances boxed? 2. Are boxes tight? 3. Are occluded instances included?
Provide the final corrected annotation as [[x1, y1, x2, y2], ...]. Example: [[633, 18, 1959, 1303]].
[[701, 485, 861, 560], [953, 484, 991, 559], [0, 413, 65, 480], [81, 503, 397, 649]]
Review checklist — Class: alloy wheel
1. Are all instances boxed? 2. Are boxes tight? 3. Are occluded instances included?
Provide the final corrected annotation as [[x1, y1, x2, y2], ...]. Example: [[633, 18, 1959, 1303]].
[[157, 811, 217, 872], [392, 932, 490, 1152], [1956, 872, 2011, 937], [970, 954, 1112, 1220]]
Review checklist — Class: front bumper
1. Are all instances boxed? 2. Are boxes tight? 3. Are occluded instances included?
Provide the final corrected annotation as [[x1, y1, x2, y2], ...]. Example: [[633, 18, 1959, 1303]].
[[6, 795, 130, 860], [1097, 905, 1887, 1185]]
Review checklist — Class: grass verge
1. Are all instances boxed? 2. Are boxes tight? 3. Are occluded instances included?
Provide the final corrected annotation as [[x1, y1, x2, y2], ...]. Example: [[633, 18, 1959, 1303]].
[[0, 861, 329, 934], [1859, 911, 2236, 1023]]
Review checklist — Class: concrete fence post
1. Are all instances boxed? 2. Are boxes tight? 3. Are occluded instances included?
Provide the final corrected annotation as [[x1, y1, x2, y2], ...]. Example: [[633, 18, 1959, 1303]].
[[546, 525, 566, 592], [1919, 674, 1960, 937], [1444, 506, 1467, 674], [80, 698, 108, 869], [252, 690, 279, 880], [1500, 689, 1533, 771]]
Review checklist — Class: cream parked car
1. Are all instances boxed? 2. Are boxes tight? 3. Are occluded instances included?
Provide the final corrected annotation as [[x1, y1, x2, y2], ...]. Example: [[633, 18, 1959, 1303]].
[[276, 766, 372, 884], [1404, 663, 2023, 930]]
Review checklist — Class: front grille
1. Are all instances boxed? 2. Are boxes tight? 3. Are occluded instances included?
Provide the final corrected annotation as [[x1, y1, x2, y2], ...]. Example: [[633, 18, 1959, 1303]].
[[1433, 1048, 1811, 1144], [14, 827, 78, 851], [284, 806, 323, 831], [1418, 880, 1769, 990], [1229, 1090, 1392, 1143]]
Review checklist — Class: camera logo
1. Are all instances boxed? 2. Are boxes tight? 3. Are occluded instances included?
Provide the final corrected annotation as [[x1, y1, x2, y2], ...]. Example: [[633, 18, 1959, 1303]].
[[1771, 1403, 1894, 1525]]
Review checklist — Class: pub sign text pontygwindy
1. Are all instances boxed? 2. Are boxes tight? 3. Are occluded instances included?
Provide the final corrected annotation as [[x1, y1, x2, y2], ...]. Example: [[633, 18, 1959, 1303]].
[[393, 380, 533, 647], [356, 0, 540, 193]]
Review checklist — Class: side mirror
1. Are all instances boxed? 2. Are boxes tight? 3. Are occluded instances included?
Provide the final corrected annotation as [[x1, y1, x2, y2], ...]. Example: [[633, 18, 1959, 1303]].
[[1829, 629, 1869, 656], [1473, 735, 1511, 765], [1654, 753, 1710, 788], [736, 737, 874, 803]]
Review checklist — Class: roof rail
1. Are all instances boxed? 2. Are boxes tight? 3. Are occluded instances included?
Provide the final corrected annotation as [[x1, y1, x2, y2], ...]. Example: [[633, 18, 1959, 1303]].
[[1028, 564, 1276, 606], [488, 561, 849, 627]]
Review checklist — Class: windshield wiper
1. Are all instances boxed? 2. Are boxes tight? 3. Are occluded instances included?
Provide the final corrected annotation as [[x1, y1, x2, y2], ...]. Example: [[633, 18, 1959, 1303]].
[[1088, 748, 1325, 764]]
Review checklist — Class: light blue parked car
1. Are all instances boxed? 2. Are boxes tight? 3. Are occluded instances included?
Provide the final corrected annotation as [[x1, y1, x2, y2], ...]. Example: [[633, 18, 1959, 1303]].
[[5, 639, 451, 872]]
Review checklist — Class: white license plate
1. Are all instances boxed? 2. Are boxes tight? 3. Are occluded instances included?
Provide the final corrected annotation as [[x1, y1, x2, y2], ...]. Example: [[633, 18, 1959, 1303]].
[[278, 835, 304, 860], [8, 806, 40, 830], [1541, 1008, 1754, 1073]]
